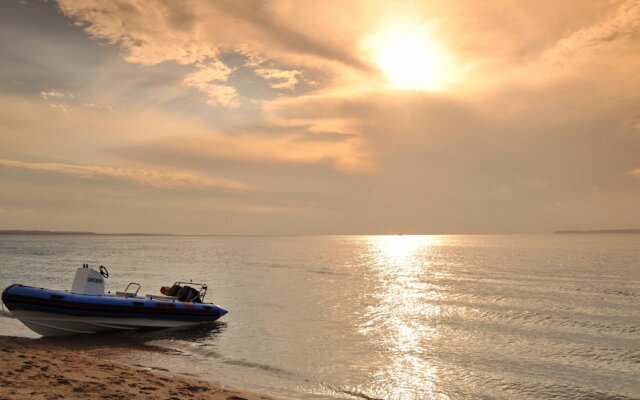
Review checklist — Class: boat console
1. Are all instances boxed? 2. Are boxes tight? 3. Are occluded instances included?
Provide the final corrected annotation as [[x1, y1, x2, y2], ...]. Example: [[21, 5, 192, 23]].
[[71, 264, 108, 295]]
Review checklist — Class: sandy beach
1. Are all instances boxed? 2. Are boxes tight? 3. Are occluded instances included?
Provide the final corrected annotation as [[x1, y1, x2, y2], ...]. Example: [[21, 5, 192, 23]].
[[0, 336, 276, 400]]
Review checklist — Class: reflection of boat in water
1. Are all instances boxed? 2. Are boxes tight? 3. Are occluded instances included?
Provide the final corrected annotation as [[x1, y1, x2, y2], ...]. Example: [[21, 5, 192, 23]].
[[1, 265, 228, 337]]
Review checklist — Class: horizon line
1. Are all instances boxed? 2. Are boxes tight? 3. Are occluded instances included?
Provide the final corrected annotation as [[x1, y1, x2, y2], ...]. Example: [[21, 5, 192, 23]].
[[1, 229, 640, 237]]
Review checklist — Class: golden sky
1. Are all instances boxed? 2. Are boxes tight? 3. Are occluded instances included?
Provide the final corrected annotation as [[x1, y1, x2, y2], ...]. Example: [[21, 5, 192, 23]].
[[1, 0, 639, 234]]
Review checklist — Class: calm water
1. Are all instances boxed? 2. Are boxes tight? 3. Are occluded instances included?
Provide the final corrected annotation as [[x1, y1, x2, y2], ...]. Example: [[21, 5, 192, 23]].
[[1, 234, 639, 399]]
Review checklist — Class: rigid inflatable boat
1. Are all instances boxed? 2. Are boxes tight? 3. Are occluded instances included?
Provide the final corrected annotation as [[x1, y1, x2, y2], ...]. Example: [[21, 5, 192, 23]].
[[1, 265, 228, 336]]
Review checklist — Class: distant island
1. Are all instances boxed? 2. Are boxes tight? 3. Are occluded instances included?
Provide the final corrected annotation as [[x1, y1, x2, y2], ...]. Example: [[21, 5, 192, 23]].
[[0, 230, 174, 236], [554, 229, 640, 234]]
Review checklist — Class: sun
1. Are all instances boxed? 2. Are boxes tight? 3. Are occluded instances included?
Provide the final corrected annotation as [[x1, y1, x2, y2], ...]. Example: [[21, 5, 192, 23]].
[[365, 27, 456, 91]]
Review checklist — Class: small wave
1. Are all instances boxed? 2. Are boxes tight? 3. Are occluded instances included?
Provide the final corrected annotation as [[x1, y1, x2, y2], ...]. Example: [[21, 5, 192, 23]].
[[150, 338, 294, 377], [466, 307, 640, 338], [309, 269, 347, 277], [564, 347, 640, 366], [223, 359, 293, 376], [487, 378, 638, 400], [491, 296, 507, 302], [603, 289, 636, 297], [149, 339, 224, 359], [265, 263, 295, 270], [321, 384, 384, 400]]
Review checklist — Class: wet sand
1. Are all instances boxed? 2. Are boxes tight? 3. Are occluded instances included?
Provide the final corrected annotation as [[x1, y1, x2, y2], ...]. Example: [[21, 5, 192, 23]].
[[0, 337, 277, 400]]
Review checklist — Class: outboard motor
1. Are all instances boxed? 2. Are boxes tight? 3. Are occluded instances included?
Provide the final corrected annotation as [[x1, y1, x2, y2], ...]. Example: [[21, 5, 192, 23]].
[[71, 264, 108, 295]]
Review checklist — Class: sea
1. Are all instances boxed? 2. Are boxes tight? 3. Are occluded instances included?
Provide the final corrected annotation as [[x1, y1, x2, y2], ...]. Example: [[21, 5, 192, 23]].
[[0, 234, 638, 399]]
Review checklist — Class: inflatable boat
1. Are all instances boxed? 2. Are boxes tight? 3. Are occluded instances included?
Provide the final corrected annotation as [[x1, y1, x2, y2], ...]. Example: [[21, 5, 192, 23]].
[[1, 265, 228, 336]]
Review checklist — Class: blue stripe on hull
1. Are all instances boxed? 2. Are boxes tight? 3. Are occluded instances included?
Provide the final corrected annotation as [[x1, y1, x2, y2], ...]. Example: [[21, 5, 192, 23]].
[[5, 302, 222, 321]]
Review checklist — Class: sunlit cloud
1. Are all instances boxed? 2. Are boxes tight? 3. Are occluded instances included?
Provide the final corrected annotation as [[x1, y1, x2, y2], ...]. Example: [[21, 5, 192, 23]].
[[150, 129, 373, 173], [254, 68, 301, 90], [58, 1, 218, 66], [48, 103, 73, 114], [40, 89, 74, 113], [54, 0, 372, 109], [40, 89, 70, 101], [0, 159, 250, 192], [81, 102, 116, 114], [39, 89, 116, 115], [548, 0, 640, 63], [57, 1, 238, 108], [262, 90, 363, 135], [183, 60, 239, 108]]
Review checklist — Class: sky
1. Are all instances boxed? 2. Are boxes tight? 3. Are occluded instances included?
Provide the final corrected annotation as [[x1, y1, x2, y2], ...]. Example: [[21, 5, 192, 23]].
[[0, 0, 639, 235]]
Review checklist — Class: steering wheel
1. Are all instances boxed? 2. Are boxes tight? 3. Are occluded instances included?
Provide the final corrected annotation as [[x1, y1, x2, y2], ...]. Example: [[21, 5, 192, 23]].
[[99, 265, 109, 279]]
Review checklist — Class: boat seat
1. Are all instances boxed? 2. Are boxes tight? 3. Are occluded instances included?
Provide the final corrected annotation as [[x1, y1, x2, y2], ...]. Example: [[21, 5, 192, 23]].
[[116, 283, 141, 298]]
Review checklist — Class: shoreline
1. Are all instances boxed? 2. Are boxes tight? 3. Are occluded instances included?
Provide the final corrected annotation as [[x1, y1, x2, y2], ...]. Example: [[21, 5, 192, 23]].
[[0, 336, 278, 400]]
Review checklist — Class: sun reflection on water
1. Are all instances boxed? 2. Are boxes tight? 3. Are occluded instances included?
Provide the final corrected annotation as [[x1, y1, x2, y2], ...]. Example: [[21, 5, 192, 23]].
[[361, 235, 448, 400]]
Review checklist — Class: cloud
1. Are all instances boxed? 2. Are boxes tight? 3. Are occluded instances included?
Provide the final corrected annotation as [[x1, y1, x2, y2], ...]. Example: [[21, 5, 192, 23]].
[[0, 158, 250, 192], [182, 61, 239, 107], [40, 89, 74, 113], [254, 68, 301, 90], [0, 91, 369, 174], [212, 1, 372, 70], [40, 89, 69, 101], [57, 1, 217, 66], [259, 78, 640, 229], [142, 128, 372, 173], [51, 0, 640, 107], [48, 103, 73, 114], [82, 102, 116, 114], [549, 0, 640, 62], [57, 1, 237, 108], [262, 89, 369, 136], [39, 88, 117, 114], [3, 0, 640, 233], [55, 0, 381, 108]]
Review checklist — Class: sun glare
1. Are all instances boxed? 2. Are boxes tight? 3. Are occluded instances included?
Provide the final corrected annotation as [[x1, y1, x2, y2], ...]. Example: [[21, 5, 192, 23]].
[[365, 27, 456, 91]]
